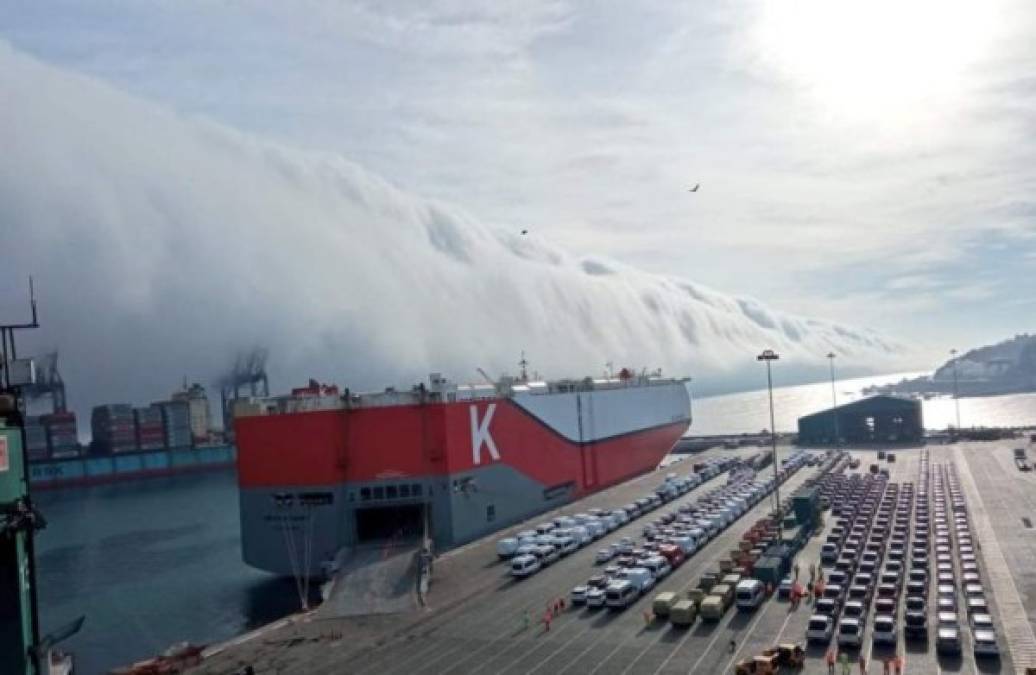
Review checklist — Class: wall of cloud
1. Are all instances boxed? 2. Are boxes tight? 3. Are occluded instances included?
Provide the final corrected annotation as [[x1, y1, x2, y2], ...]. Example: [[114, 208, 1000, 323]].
[[0, 43, 911, 422]]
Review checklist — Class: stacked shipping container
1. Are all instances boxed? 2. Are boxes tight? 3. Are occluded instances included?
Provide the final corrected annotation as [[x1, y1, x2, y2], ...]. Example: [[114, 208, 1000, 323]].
[[91, 404, 136, 454], [24, 416, 49, 461], [160, 400, 192, 449], [134, 406, 166, 450], [42, 412, 80, 458]]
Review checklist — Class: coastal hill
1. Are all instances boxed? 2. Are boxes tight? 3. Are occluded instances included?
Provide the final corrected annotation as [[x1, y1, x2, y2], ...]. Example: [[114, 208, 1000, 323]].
[[870, 333, 1036, 397]]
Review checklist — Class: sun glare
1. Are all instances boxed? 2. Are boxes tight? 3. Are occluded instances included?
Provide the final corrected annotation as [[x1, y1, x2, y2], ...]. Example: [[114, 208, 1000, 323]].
[[753, 0, 998, 122]]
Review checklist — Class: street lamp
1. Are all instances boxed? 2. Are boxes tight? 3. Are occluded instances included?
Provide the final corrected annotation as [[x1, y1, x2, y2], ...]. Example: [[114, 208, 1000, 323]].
[[950, 349, 962, 431], [757, 349, 781, 515], [827, 352, 839, 445]]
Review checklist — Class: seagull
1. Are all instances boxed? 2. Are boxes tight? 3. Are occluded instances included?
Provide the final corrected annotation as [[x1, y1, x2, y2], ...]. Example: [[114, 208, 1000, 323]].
[[688, 183, 700, 192], [520, 229, 529, 235]]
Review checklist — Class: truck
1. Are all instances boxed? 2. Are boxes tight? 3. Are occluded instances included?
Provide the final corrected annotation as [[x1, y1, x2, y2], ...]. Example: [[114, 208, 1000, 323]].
[[653, 591, 679, 617], [1017, 457, 1031, 471], [699, 595, 727, 622], [670, 599, 698, 626]]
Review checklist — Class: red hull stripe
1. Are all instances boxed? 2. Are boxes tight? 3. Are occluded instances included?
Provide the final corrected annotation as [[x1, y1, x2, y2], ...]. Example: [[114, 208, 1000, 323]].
[[236, 400, 688, 492]]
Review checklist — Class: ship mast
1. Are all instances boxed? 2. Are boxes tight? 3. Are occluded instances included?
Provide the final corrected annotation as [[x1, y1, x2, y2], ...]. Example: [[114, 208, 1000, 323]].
[[518, 351, 529, 382]]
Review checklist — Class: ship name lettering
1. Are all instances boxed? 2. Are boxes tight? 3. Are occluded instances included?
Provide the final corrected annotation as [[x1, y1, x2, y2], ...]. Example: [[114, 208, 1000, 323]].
[[470, 404, 500, 465]]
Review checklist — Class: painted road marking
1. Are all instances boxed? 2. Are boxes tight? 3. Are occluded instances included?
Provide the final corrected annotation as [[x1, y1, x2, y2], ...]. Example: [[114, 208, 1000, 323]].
[[957, 448, 1036, 673]]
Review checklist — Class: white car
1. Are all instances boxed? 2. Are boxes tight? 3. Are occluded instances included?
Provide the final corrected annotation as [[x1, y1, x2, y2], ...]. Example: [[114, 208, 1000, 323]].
[[973, 628, 999, 656], [570, 584, 588, 604], [510, 554, 541, 578], [595, 546, 617, 564], [807, 615, 834, 643], [586, 586, 607, 607]]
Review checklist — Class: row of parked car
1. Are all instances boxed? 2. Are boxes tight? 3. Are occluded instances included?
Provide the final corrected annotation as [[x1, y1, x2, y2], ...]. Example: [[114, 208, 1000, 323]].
[[805, 449, 999, 657], [499, 456, 740, 578], [808, 471, 918, 646], [572, 451, 819, 614], [931, 461, 999, 656]]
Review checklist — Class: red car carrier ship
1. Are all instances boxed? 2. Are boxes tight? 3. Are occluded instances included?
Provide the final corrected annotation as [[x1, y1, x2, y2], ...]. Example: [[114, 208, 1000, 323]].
[[235, 370, 691, 576]]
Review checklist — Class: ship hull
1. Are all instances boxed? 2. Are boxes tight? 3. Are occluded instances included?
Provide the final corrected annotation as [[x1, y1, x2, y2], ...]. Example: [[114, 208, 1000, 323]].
[[28, 445, 236, 490], [237, 381, 691, 575]]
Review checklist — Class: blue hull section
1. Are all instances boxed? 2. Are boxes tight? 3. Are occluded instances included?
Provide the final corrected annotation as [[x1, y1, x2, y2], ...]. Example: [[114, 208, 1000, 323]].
[[29, 445, 236, 489]]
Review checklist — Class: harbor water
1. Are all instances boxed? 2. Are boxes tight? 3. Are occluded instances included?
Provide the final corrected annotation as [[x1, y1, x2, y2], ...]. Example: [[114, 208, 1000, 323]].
[[35, 373, 1036, 674]]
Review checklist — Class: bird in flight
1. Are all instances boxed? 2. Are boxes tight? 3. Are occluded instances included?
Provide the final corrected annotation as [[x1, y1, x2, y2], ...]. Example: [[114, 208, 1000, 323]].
[[520, 229, 529, 235], [688, 183, 700, 192]]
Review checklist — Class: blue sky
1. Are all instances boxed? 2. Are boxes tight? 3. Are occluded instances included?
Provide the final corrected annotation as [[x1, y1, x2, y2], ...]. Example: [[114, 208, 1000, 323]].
[[1, 0, 1034, 374]]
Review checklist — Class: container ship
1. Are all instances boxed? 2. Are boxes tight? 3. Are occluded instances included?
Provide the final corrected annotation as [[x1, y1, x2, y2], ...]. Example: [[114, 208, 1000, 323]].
[[236, 370, 692, 576], [26, 384, 236, 489]]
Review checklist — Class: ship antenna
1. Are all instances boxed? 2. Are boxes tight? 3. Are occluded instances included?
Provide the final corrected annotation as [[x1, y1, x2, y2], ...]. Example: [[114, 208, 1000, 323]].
[[519, 351, 529, 382]]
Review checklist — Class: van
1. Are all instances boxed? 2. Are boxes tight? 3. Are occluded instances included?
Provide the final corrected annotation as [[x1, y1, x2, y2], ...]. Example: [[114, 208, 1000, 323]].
[[671, 536, 697, 556], [735, 579, 765, 610], [510, 554, 541, 578], [605, 581, 639, 609], [570, 527, 592, 546], [670, 600, 698, 626], [642, 556, 672, 580], [555, 536, 578, 555], [585, 520, 606, 539], [622, 567, 656, 593], [496, 537, 520, 558], [653, 591, 678, 617]]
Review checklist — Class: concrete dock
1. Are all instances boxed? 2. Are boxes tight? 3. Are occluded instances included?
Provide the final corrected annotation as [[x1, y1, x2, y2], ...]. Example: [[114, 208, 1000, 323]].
[[188, 440, 1036, 675]]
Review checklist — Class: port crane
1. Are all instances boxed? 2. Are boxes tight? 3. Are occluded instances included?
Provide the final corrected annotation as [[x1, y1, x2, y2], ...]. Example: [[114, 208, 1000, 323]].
[[219, 347, 270, 435]]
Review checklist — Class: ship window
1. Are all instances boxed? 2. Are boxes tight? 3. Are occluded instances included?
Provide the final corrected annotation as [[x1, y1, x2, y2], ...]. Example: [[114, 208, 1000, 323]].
[[487, 505, 496, 522], [360, 487, 371, 501], [373, 486, 385, 500], [386, 485, 398, 499], [412, 484, 422, 496], [400, 484, 410, 498]]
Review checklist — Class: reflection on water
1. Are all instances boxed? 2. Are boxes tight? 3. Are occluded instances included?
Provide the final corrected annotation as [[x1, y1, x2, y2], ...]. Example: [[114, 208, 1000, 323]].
[[692, 372, 1036, 435], [34, 471, 302, 675]]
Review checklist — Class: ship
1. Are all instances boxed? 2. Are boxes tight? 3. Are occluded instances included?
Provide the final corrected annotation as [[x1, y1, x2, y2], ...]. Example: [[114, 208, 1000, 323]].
[[235, 370, 692, 576], [26, 382, 237, 490]]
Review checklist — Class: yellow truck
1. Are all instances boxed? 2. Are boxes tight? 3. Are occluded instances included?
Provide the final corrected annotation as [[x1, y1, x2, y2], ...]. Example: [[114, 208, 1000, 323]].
[[722, 573, 742, 588], [652, 592, 678, 617], [701, 584, 734, 621], [669, 599, 699, 627]]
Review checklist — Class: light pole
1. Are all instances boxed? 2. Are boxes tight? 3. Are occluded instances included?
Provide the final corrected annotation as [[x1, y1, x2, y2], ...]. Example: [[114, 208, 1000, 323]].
[[950, 348, 961, 431], [827, 352, 839, 445], [758, 349, 781, 515]]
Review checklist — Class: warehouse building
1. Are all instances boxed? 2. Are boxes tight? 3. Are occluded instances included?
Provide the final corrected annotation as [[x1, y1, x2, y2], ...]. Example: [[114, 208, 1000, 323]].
[[797, 395, 923, 445]]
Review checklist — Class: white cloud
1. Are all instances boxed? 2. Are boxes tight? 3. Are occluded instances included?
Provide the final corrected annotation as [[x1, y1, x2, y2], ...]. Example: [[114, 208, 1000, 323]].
[[0, 43, 916, 416]]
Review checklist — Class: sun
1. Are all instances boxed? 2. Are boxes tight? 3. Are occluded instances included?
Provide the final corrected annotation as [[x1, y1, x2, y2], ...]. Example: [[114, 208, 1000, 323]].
[[750, 0, 998, 122]]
